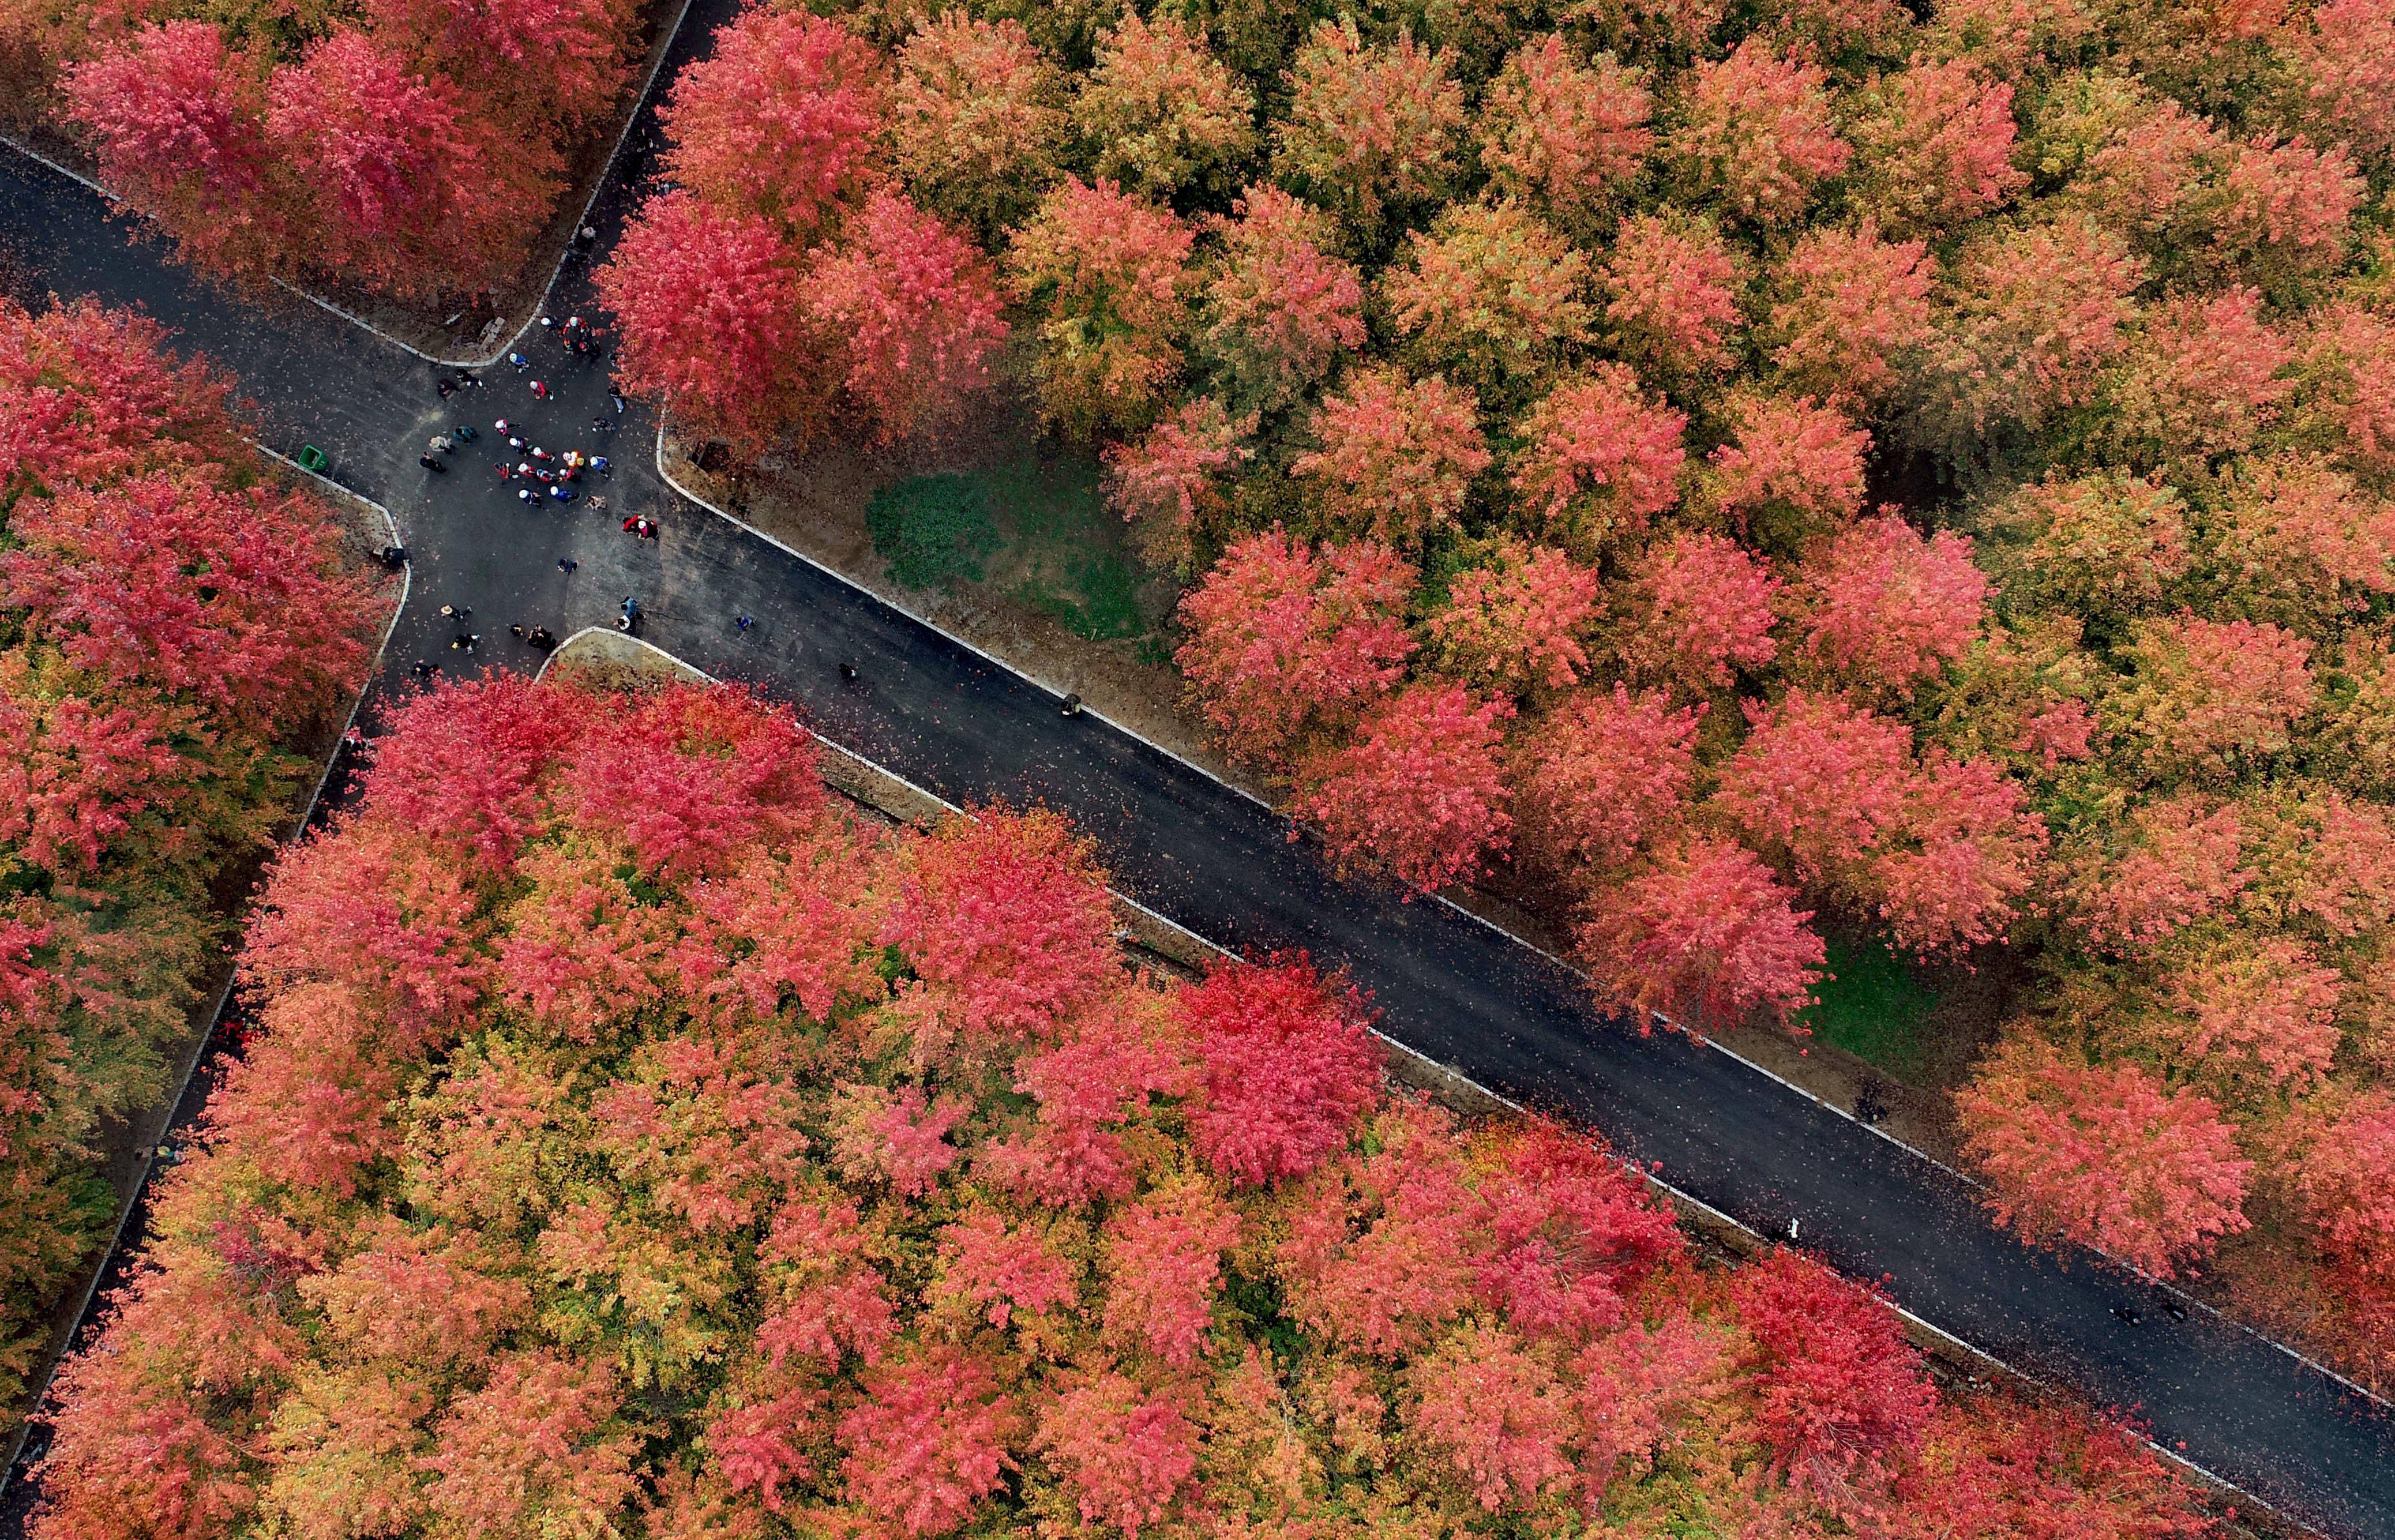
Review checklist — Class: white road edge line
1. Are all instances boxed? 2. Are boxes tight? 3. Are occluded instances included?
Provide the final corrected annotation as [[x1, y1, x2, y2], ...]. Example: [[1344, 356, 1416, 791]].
[[0, 452, 409, 1502], [0, 135, 112, 199], [653, 418, 2389, 1423], [568, 625, 2333, 1537], [3, 0, 693, 370]]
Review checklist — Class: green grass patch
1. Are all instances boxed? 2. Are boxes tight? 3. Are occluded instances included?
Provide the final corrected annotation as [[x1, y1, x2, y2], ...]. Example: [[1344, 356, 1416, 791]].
[[1015, 547, 1146, 641], [873, 449, 1154, 641], [866, 473, 1002, 589], [1797, 934, 1940, 1079]]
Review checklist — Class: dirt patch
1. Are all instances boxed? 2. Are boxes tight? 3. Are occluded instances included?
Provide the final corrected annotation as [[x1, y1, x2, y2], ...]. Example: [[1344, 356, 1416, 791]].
[[544, 625, 708, 690], [663, 386, 1268, 799]]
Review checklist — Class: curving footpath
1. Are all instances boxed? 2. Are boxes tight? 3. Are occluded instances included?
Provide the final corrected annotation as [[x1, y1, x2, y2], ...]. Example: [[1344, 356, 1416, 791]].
[[3, 58, 2393, 1539]]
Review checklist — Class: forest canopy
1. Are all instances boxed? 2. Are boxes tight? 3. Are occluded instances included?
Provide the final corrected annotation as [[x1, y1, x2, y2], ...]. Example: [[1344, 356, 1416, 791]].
[[587, 0, 2395, 1370], [31, 677, 2214, 1540], [0, 296, 386, 1408]]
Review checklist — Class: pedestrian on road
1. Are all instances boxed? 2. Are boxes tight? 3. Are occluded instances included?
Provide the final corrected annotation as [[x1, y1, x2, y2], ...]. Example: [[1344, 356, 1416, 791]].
[[419, 453, 446, 472], [591, 456, 611, 477], [558, 557, 578, 573], [531, 380, 551, 400], [412, 659, 439, 679], [530, 625, 557, 650], [495, 462, 512, 479], [552, 486, 577, 504], [519, 487, 539, 503], [610, 390, 626, 414], [517, 461, 533, 478], [591, 416, 613, 435], [509, 623, 525, 640], [437, 378, 456, 399], [429, 434, 455, 454], [508, 436, 526, 452], [540, 315, 555, 331], [736, 614, 753, 634], [531, 445, 551, 460], [453, 424, 477, 442], [508, 352, 530, 371], [439, 604, 470, 621], [495, 418, 512, 434]]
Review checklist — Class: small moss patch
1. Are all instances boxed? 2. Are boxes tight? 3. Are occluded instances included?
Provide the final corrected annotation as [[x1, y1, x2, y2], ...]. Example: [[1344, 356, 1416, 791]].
[[866, 472, 1003, 589], [870, 450, 1158, 642], [1799, 933, 1941, 1081]]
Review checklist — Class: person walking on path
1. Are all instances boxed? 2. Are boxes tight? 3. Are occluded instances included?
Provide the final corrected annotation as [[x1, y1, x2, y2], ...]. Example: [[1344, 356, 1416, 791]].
[[419, 453, 446, 472], [508, 352, 531, 371], [735, 614, 753, 635], [558, 557, 579, 573], [530, 380, 551, 400]]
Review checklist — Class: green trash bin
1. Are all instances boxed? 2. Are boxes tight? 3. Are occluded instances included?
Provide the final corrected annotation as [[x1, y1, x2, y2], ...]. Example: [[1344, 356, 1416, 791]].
[[295, 445, 329, 473]]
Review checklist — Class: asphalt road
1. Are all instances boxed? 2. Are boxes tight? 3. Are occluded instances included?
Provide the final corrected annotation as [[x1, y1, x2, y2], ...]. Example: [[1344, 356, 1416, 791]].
[[4, 77, 2393, 1539]]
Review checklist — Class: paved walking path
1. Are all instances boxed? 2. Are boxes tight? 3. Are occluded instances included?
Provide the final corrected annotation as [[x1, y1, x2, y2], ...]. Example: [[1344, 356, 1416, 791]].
[[3, 67, 2392, 1538]]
